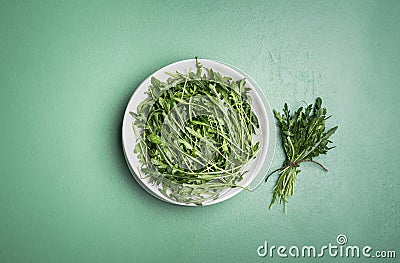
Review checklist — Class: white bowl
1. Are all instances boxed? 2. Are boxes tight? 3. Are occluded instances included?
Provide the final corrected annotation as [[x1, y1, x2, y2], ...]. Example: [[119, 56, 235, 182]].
[[122, 59, 276, 206]]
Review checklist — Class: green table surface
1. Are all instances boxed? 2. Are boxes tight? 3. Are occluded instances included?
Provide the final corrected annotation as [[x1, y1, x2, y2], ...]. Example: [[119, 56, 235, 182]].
[[1, 1, 399, 262]]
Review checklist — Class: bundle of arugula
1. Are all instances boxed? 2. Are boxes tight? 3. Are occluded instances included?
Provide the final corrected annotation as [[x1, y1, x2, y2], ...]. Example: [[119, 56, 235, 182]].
[[268, 98, 338, 208]]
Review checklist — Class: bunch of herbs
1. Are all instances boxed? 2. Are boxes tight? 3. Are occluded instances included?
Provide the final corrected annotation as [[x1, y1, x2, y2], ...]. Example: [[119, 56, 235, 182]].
[[268, 98, 338, 208]]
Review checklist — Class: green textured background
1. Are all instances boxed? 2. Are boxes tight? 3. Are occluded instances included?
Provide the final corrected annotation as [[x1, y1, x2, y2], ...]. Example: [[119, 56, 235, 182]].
[[1, 1, 399, 262]]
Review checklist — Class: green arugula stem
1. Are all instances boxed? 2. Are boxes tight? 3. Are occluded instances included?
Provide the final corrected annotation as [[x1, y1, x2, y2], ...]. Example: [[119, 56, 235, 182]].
[[266, 159, 328, 182]]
